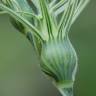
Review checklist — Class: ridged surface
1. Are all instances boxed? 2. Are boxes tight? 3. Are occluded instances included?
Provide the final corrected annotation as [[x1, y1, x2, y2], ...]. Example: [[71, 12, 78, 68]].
[[41, 37, 77, 83], [0, 0, 89, 96]]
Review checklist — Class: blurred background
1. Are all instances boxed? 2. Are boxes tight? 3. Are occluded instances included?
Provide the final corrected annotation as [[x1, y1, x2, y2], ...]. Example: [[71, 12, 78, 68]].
[[0, 0, 96, 96]]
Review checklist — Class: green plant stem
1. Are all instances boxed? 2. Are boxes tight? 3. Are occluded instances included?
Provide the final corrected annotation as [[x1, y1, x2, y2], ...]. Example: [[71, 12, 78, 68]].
[[59, 87, 73, 96]]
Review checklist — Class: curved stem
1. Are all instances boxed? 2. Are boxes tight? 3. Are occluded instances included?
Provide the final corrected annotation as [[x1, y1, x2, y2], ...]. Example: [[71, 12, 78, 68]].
[[0, 4, 44, 42]]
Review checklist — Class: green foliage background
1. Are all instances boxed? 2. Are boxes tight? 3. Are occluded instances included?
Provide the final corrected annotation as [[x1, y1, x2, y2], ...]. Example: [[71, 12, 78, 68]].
[[0, 0, 96, 96]]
